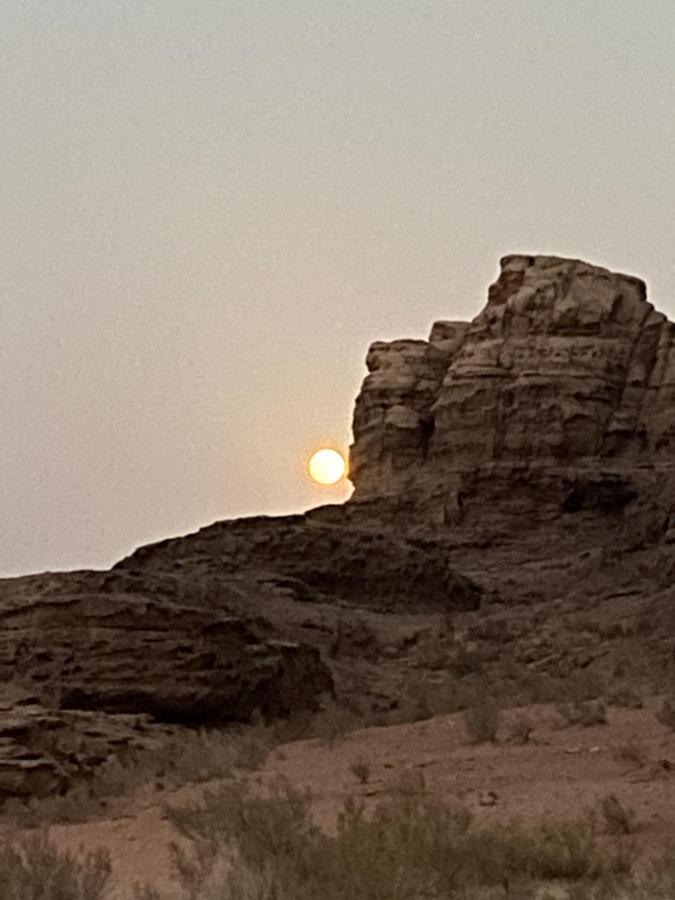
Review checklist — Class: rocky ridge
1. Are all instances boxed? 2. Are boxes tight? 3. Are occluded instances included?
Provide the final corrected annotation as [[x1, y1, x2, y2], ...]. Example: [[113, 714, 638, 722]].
[[3, 253, 675, 803]]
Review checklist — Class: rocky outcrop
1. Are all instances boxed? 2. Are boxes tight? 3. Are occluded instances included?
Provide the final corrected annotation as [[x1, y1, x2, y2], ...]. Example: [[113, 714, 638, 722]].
[[0, 585, 331, 725], [115, 516, 481, 614], [0, 516, 481, 799], [0, 684, 166, 799], [350, 255, 675, 499], [6, 251, 675, 805]]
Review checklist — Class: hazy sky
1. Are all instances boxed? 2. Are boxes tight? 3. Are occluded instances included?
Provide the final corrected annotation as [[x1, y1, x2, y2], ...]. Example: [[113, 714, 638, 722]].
[[2, 0, 674, 576]]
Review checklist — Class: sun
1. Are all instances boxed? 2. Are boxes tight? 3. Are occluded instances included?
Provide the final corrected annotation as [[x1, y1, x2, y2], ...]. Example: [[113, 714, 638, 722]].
[[307, 448, 347, 486]]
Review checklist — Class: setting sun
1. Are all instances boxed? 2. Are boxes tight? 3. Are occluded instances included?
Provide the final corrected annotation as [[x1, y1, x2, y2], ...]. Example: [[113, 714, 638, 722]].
[[307, 448, 347, 486]]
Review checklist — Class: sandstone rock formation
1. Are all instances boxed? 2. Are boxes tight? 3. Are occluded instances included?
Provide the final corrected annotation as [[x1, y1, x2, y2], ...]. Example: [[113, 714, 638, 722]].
[[0, 686, 166, 800], [350, 255, 675, 498], [0, 569, 335, 797], [4, 252, 675, 805], [0, 518, 479, 798], [347, 254, 675, 559], [0, 573, 332, 725], [115, 516, 481, 614]]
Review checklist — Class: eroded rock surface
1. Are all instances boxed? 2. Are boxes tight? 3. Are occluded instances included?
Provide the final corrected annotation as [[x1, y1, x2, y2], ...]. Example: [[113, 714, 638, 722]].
[[5, 252, 675, 805], [350, 255, 675, 497], [0, 579, 332, 725], [0, 684, 166, 799], [115, 516, 481, 614]]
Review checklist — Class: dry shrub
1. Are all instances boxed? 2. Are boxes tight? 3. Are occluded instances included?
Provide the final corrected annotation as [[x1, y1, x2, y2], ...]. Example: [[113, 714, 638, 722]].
[[656, 697, 675, 730], [556, 700, 607, 728], [309, 701, 363, 745], [598, 794, 636, 836], [607, 686, 643, 709], [0, 831, 111, 900], [449, 644, 484, 677], [506, 715, 533, 745], [161, 779, 627, 899], [463, 697, 501, 743], [2, 720, 282, 827], [350, 760, 370, 785], [613, 743, 646, 770]]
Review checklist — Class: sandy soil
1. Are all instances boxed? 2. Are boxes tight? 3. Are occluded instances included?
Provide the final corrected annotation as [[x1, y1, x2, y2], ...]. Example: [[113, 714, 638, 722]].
[[26, 701, 675, 898]]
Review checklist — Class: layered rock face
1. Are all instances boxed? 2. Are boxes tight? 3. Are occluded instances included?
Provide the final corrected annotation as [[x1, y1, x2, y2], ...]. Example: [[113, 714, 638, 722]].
[[0, 518, 479, 798], [350, 255, 675, 500], [0, 568, 334, 796], [116, 516, 481, 613], [5, 251, 675, 805], [0, 568, 335, 727]]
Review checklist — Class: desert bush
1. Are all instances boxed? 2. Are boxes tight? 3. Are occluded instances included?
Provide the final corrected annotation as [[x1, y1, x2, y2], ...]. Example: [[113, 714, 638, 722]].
[[506, 715, 533, 744], [309, 701, 363, 745], [598, 794, 636, 836], [607, 686, 643, 709], [449, 643, 483, 677], [556, 700, 607, 728], [163, 778, 627, 899], [656, 696, 675, 730], [463, 697, 501, 743], [401, 679, 435, 723], [0, 831, 111, 900], [350, 759, 370, 785], [132, 887, 163, 900], [1, 720, 284, 827]]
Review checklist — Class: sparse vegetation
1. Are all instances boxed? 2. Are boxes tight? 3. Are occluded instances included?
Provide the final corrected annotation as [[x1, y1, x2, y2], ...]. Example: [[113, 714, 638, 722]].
[[0, 832, 111, 900], [463, 697, 501, 743], [656, 696, 675, 730], [506, 714, 533, 744], [350, 759, 370, 784], [598, 794, 636, 836], [556, 699, 608, 728], [159, 778, 629, 899], [449, 643, 484, 677], [1, 718, 287, 827], [613, 743, 646, 769], [310, 701, 363, 745], [608, 686, 643, 709]]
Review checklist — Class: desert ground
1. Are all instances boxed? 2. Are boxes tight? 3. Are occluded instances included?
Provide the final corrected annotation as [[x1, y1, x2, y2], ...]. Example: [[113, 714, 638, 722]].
[[2, 697, 673, 898]]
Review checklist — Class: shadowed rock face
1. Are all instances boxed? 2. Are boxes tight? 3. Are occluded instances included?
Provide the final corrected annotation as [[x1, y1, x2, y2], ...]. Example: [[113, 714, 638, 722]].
[[0, 569, 335, 797], [5, 251, 675, 804], [0, 590, 332, 724], [0, 563, 337, 724], [0, 517, 479, 797], [350, 255, 675, 497], [115, 516, 481, 614]]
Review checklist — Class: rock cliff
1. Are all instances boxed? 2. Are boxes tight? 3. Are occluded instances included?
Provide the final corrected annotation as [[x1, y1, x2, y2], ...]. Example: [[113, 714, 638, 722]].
[[348, 255, 675, 537], [4, 252, 675, 804]]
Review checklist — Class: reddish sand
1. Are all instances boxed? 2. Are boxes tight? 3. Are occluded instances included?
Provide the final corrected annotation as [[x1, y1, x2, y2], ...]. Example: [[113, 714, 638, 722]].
[[25, 701, 675, 898]]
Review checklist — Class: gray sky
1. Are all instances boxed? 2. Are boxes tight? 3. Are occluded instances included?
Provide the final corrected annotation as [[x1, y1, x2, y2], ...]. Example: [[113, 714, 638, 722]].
[[2, 0, 674, 576]]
